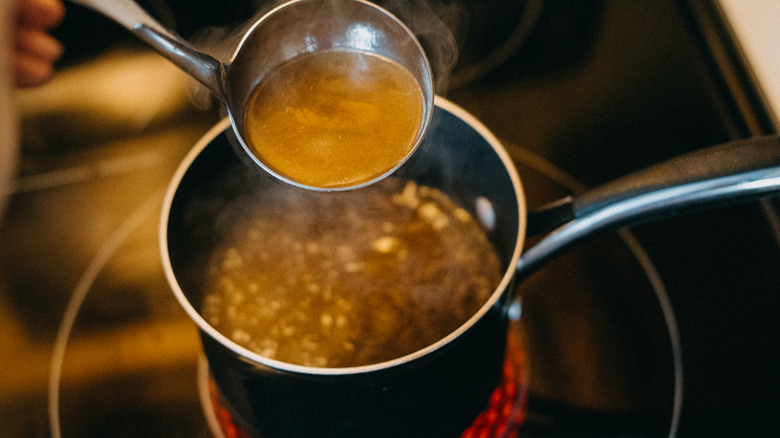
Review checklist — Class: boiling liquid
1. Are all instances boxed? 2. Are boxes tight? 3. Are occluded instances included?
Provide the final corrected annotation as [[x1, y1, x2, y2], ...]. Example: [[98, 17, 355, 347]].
[[201, 179, 502, 368], [244, 50, 424, 189]]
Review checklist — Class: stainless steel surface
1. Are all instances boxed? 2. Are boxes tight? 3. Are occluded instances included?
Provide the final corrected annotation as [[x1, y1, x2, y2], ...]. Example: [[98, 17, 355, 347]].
[[518, 137, 780, 279], [1, 0, 779, 437], [68, 0, 226, 98], [68, 0, 436, 191], [217, 0, 435, 191]]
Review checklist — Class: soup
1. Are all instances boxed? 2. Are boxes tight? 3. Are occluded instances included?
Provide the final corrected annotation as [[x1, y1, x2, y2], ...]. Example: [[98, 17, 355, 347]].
[[201, 178, 502, 367], [244, 50, 424, 189]]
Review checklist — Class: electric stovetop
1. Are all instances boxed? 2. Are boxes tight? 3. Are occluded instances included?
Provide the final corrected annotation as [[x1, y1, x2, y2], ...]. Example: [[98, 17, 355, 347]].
[[1, 1, 778, 436]]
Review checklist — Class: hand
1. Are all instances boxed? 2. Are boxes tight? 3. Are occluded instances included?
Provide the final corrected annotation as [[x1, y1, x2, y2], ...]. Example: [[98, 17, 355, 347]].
[[14, 0, 65, 88]]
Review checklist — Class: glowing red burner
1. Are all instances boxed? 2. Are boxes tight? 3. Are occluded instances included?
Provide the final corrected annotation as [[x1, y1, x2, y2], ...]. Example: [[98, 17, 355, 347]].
[[461, 333, 528, 438], [207, 331, 527, 438]]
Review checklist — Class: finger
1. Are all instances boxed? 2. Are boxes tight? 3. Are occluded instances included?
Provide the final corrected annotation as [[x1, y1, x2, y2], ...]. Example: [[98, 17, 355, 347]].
[[17, 0, 65, 29], [16, 26, 63, 62], [14, 52, 56, 87]]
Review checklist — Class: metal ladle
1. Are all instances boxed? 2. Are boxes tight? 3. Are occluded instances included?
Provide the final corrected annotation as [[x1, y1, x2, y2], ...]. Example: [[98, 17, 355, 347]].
[[68, 0, 435, 191]]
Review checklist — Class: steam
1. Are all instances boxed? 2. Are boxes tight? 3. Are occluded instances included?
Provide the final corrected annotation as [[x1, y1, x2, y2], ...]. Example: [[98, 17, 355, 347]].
[[188, 0, 283, 110], [375, 0, 459, 94], [187, 0, 460, 109]]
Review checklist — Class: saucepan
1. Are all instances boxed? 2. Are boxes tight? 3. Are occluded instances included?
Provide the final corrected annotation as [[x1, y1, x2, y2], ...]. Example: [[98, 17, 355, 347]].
[[160, 97, 780, 437]]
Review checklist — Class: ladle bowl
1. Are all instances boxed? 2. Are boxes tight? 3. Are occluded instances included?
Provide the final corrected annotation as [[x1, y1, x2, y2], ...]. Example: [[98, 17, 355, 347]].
[[69, 0, 435, 190]]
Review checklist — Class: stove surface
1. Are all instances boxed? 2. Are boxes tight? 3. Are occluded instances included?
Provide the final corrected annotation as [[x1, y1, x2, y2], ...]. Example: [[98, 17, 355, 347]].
[[2, 1, 778, 437]]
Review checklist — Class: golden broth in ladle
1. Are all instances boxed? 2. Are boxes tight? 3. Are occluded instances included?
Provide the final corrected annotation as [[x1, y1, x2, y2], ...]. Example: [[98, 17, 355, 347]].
[[244, 50, 424, 189]]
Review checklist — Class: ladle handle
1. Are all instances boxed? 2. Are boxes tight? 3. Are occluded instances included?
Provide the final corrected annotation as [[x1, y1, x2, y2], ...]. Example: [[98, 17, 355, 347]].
[[519, 135, 780, 280], [68, 0, 226, 100]]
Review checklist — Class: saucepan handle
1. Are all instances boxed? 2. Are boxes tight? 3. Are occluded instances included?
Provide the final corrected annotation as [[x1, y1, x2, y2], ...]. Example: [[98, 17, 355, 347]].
[[517, 135, 780, 281]]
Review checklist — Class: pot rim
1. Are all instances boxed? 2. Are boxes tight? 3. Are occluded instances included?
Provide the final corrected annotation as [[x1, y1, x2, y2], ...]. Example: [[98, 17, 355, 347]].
[[159, 96, 526, 376]]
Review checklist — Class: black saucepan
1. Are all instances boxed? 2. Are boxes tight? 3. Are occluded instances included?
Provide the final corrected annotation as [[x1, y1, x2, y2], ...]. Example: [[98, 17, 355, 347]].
[[160, 97, 780, 437]]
